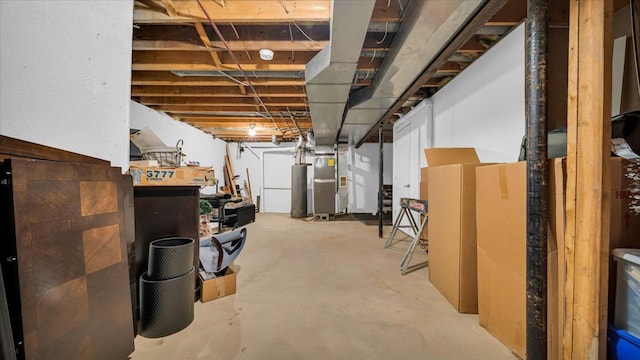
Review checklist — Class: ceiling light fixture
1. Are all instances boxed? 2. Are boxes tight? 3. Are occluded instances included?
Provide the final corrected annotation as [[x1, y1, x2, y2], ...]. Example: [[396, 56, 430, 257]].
[[259, 48, 274, 61], [248, 124, 257, 137]]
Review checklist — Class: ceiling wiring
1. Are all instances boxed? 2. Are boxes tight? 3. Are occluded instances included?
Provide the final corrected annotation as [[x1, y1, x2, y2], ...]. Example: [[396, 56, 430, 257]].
[[195, 0, 284, 136], [293, 22, 319, 44]]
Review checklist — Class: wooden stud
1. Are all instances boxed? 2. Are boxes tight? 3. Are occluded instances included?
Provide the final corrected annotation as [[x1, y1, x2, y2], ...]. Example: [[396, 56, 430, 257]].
[[161, 0, 178, 17], [194, 22, 223, 66], [154, 104, 306, 113], [131, 72, 306, 86], [131, 85, 305, 97], [563, 0, 613, 358], [137, 96, 306, 106]]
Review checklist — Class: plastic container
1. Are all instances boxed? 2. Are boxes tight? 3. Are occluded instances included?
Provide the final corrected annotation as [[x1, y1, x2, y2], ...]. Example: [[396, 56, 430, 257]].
[[612, 248, 640, 339], [608, 324, 640, 360]]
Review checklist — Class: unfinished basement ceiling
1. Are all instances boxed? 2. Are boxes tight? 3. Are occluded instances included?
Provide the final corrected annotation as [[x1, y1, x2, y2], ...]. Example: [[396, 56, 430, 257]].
[[130, 0, 537, 143]]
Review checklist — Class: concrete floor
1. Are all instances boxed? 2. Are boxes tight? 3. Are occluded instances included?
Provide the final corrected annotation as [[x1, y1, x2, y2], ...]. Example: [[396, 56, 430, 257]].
[[131, 213, 517, 360]]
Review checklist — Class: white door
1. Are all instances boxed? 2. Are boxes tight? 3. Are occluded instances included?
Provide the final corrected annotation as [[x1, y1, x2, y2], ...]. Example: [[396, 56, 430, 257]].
[[393, 119, 420, 235], [262, 150, 295, 213]]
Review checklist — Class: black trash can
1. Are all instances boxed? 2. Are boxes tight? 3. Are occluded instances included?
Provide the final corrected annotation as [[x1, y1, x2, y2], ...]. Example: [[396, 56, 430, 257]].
[[139, 236, 196, 338], [139, 268, 195, 338], [147, 237, 194, 280]]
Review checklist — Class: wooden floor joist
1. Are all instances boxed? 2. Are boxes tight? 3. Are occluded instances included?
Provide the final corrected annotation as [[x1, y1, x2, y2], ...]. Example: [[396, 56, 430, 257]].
[[563, 0, 613, 358]]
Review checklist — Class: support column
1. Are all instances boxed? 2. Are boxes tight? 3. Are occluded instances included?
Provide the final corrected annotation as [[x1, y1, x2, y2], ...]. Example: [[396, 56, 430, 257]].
[[563, 0, 613, 358], [526, 0, 549, 358]]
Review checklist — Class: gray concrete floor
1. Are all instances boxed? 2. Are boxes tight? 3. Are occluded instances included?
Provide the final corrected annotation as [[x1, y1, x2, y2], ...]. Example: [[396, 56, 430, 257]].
[[131, 213, 516, 360]]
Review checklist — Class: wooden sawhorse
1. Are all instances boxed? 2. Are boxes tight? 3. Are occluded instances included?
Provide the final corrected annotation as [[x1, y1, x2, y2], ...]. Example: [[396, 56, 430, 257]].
[[384, 197, 428, 275]]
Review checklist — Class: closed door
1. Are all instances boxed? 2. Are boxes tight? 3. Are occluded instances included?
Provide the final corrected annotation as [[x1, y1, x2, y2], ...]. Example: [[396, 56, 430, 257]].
[[262, 151, 295, 213], [393, 120, 420, 235]]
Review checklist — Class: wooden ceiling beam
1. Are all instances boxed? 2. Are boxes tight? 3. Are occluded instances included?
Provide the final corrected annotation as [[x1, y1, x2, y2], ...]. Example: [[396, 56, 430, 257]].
[[133, 24, 330, 51], [485, 0, 526, 26], [134, 0, 331, 24], [138, 97, 306, 106], [132, 51, 381, 71], [155, 104, 307, 113], [370, 0, 403, 22], [132, 50, 314, 71], [131, 71, 305, 86], [456, 35, 490, 53], [194, 22, 222, 66], [131, 85, 305, 97], [201, 129, 284, 135], [178, 116, 310, 122], [133, 39, 329, 52], [184, 120, 311, 128], [420, 78, 442, 88]]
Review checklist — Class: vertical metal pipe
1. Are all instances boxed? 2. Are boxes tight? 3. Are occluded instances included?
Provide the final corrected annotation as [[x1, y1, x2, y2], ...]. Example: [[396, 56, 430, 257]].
[[378, 123, 384, 238], [526, 0, 548, 359]]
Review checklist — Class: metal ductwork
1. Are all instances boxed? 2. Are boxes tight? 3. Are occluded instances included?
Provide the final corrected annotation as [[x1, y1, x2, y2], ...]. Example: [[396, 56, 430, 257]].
[[305, 0, 377, 146], [339, 0, 485, 145]]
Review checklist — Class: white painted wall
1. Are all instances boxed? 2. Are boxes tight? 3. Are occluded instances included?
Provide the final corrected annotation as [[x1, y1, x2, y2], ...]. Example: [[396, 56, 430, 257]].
[[130, 101, 227, 193], [431, 23, 526, 162], [347, 143, 393, 214], [228, 142, 293, 206], [228, 141, 393, 214], [0, 0, 134, 169]]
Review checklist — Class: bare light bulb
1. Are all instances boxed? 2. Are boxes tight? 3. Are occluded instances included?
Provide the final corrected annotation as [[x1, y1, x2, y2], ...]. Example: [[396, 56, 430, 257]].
[[248, 125, 256, 137]]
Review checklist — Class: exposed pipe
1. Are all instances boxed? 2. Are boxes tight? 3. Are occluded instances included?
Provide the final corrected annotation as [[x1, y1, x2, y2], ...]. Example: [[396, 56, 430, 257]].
[[378, 123, 384, 238], [195, 0, 284, 136], [289, 112, 303, 137], [525, 0, 549, 358]]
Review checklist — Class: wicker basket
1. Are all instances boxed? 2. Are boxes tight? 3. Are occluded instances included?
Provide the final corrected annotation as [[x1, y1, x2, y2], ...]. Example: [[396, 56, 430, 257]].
[[141, 140, 183, 167]]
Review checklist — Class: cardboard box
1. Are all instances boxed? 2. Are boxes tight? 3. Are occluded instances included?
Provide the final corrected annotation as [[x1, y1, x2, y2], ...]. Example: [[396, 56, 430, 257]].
[[129, 166, 216, 186], [426, 148, 486, 313], [200, 267, 237, 302], [424, 148, 480, 167], [474, 157, 640, 359], [475, 160, 564, 359]]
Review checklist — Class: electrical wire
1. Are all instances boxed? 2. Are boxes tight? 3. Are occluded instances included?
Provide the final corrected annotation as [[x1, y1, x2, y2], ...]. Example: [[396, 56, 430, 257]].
[[215, 69, 248, 86], [376, 21, 389, 45], [369, 49, 377, 64], [195, 0, 283, 136], [288, 22, 295, 62], [293, 21, 318, 44], [229, 22, 240, 39]]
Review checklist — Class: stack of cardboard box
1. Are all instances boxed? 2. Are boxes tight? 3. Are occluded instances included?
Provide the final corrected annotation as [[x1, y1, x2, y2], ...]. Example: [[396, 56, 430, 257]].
[[424, 147, 640, 358]]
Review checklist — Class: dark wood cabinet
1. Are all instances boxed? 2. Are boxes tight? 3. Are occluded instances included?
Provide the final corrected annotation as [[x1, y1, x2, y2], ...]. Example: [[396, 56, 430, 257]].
[[133, 186, 200, 317]]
